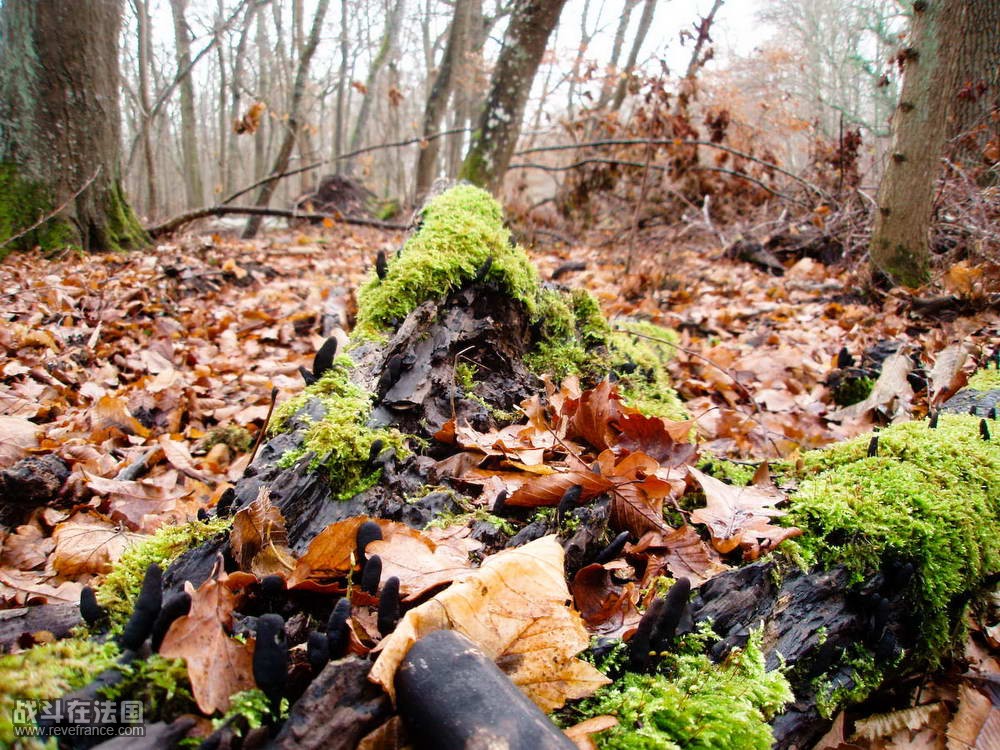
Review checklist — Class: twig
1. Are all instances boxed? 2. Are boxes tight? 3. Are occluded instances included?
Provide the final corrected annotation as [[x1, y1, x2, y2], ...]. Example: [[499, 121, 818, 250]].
[[248, 387, 279, 467], [146, 204, 407, 238], [0, 168, 102, 250]]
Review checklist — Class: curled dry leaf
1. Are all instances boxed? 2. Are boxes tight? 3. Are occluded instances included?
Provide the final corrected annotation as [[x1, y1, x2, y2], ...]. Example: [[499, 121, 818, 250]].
[[688, 466, 801, 559], [83, 469, 191, 530], [828, 352, 914, 423], [158, 435, 210, 483], [946, 684, 1000, 750], [369, 535, 610, 711], [230, 488, 295, 577], [565, 716, 620, 750], [367, 531, 474, 601], [571, 563, 641, 636], [634, 525, 730, 588], [928, 345, 970, 406], [159, 572, 256, 715], [51, 514, 144, 576], [615, 411, 697, 466], [507, 469, 611, 508]]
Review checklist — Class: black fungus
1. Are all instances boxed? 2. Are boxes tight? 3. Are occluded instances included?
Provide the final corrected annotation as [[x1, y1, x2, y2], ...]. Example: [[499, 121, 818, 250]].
[[594, 531, 630, 565], [326, 598, 352, 659], [375, 250, 388, 280], [253, 613, 288, 714], [151, 592, 192, 653], [378, 576, 401, 637], [120, 563, 163, 651], [79, 586, 107, 629], [557, 485, 582, 527], [307, 631, 330, 673], [867, 434, 879, 457], [356, 521, 383, 568], [312, 336, 339, 381], [361, 555, 382, 595]]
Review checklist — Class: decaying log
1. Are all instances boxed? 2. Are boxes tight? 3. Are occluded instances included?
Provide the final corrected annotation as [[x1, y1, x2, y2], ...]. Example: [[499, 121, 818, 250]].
[[0, 602, 81, 650]]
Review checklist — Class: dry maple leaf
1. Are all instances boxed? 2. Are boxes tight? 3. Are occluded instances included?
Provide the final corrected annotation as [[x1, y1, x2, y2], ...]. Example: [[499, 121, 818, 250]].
[[367, 531, 474, 601], [688, 466, 801, 559], [369, 535, 610, 711], [230, 488, 295, 577], [159, 571, 256, 715]]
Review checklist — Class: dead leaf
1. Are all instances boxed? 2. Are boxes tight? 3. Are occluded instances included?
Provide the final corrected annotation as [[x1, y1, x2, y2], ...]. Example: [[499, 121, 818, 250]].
[[0, 416, 40, 469], [829, 352, 914, 423], [565, 715, 619, 750], [947, 685, 1000, 749], [615, 410, 697, 466], [51, 515, 144, 576], [369, 535, 610, 710], [688, 466, 801, 558], [507, 470, 611, 508], [571, 563, 641, 635], [159, 572, 256, 714], [598, 450, 680, 537], [367, 531, 474, 601], [158, 435, 211, 482], [89, 395, 151, 439], [568, 380, 621, 452], [636, 525, 730, 587], [230, 488, 295, 577], [928, 345, 970, 406]]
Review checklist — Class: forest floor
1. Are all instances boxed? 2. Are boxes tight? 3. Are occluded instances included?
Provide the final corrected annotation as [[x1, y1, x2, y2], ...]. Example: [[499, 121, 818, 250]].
[[1, 218, 998, 748]]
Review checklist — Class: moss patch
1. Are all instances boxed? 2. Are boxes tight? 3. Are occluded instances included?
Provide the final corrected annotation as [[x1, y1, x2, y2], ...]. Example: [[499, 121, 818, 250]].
[[525, 288, 611, 379], [608, 321, 687, 420], [271, 356, 406, 499], [0, 637, 120, 747], [578, 630, 792, 750], [102, 654, 196, 723], [785, 413, 1000, 661], [96, 517, 231, 626], [0, 162, 77, 256], [353, 184, 539, 339], [967, 364, 1000, 391]]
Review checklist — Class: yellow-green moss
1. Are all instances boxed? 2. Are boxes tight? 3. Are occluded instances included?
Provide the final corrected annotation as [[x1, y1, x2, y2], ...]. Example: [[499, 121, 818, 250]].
[[196, 425, 253, 454], [579, 630, 792, 750], [813, 646, 883, 720], [785, 414, 1000, 661], [0, 162, 76, 256], [271, 356, 406, 500], [102, 654, 196, 722], [0, 637, 120, 747], [608, 321, 687, 421], [96, 518, 231, 626], [967, 364, 1000, 391], [353, 185, 539, 339]]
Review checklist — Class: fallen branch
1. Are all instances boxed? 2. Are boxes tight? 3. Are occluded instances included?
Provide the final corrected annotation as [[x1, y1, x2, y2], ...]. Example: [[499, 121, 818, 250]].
[[146, 205, 408, 238]]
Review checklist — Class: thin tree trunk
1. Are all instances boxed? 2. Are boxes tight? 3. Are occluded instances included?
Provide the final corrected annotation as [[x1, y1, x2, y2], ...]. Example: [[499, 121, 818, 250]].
[[216, 0, 227, 203], [869, 0, 993, 286], [333, 0, 350, 168], [134, 0, 158, 218], [226, 1, 260, 194], [609, 0, 657, 112], [347, 0, 406, 174], [595, 0, 638, 110], [243, 0, 331, 239], [414, 0, 472, 201], [169, 0, 205, 208], [253, 11, 269, 181], [459, 0, 569, 192]]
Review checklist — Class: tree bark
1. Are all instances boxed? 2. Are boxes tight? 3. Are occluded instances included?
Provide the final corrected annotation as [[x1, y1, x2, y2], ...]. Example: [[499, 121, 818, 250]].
[[608, 0, 657, 112], [869, 0, 994, 286], [347, 0, 406, 174], [243, 0, 331, 239], [459, 0, 569, 192], [333, 0, 350, 168], [134, 0, 158, 219], [169, 0, 206, 209], [595, 0, 639, 110], [414, 0, 472, 201], [0, 0, 148, 253]]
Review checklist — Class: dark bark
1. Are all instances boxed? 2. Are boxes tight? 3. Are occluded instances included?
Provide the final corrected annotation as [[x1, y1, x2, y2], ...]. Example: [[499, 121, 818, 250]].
[[0, 0, 148, 252], [459, 0, 569, 192]]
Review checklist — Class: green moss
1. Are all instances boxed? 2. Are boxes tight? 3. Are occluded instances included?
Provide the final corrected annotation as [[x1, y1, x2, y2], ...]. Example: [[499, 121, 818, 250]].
[[967, 364, 1000, 391], [0, 162, 77, 256], [101, 654, 196, 722], [353, 185, 539, 339], [212, 688, 282, 730], [0, 637, 120, 747], [813, 646, 883, 720], [697, 457, 756, 486], [196, 425, 253, 454], [608, 321, 687, 421], [579, 630, 793, 750], [426, 506, 516, 537], [271, 356, 406, 500], [831, 376, 875, 407], [455, 361, 478, 392], [785, 414, 1000, 661], [525, 288, 613, 379], [97, 518, 231, 626]]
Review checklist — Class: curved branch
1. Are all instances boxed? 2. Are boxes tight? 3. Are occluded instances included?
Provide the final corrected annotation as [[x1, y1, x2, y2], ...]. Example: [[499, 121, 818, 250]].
[[146, 205, 407, 239]]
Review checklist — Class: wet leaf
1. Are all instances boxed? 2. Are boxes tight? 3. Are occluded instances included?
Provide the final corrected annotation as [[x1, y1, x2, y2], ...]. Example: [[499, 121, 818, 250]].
[[230, 488, 295, 577]]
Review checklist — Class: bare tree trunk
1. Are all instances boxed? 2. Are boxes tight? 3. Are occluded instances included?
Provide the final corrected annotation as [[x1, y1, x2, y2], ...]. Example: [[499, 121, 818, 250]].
[[869, 0, 994, 286], [595, 0, 638, 110], [243, 0, 331, 239], [565, 0, 593, 118], [134, 0, 158, 218], [226, 1, 261, 194], [609, 0, 657, 112], [333, 0, 350, 169], [253, 11, 269, 181], [414, 0, 472, 201], [0, 0, 148, 252], [347, 0, 406, 174], [459, 0, 569, 192], [674, 0, 723, 118], [215, 0, 228, 202], [169, 0, 205, 208]]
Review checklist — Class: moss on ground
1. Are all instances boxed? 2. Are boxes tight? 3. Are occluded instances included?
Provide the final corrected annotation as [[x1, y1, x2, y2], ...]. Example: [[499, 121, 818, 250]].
[[608, 320, 687, 421], [0, 637, 120, 747], [967, 363, 1000, 391], [578, 630, 792, 749], [96, 517, 231, 626], [784, 413, 1000, 661], [271, 355, 406, 499]]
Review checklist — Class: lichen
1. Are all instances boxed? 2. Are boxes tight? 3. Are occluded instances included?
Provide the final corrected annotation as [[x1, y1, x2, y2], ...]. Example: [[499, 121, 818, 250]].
[[0, 637, 120, 747], [96, 517, 231, 626], [577, 629, 793, 750], [785, 413, 1000, 661], [967, 364, 1000, 391], [352, 184, 539, 339], [271, 356, 406, 500]]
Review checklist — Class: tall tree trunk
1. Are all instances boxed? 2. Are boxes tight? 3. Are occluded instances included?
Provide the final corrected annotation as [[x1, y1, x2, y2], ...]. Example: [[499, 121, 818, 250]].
[[869, 0, 994, 286], [215, 0, 228, 203], [595, 0, 638, 110], [243, 0, 330, 239], [347, 0, 406, 174], [134, 0, 158, 218], [333, 0, 350, 169], [253, 10, 269, 182], [414, 0, 472, 201], [609, 0, 656, 112], [459, 0, 569, 192], [0, 0, 148, 252], [226, 1, 261, 194], [169, 0, 205, 208]]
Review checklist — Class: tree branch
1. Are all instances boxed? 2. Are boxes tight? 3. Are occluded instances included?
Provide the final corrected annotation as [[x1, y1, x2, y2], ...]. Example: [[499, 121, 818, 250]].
[[146, 205, 407, 239]]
